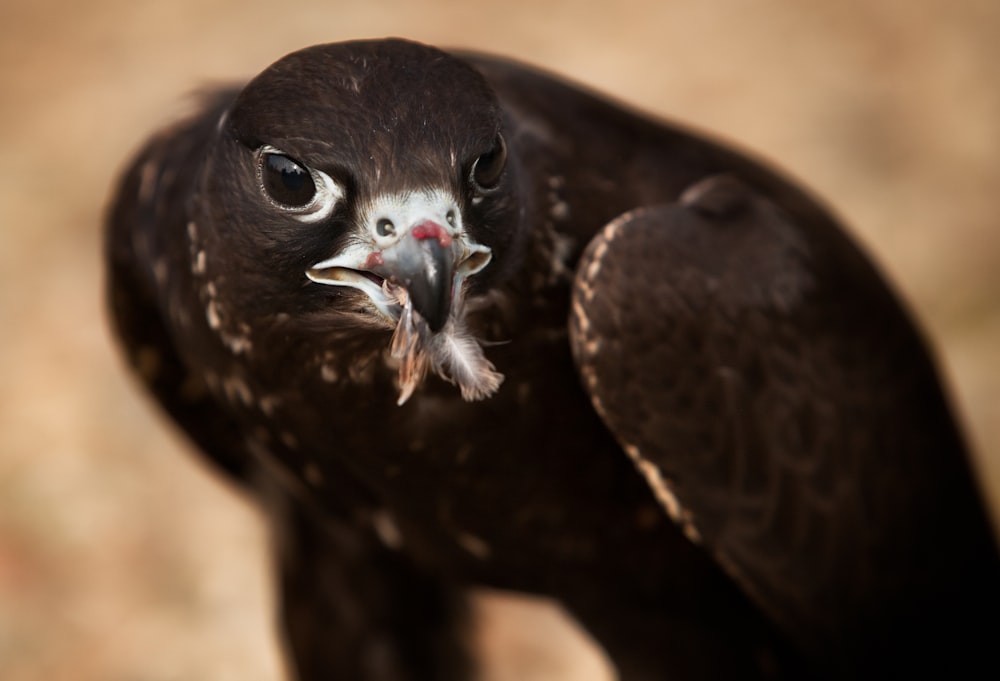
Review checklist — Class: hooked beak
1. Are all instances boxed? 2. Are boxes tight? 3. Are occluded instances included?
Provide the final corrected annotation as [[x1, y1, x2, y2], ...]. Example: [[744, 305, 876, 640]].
[[372, 221, 454, 332], [305, 190, 491, 332]]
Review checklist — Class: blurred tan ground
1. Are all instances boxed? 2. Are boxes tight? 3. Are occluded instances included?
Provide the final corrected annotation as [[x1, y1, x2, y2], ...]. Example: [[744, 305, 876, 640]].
[[2, 1, 999, 680]]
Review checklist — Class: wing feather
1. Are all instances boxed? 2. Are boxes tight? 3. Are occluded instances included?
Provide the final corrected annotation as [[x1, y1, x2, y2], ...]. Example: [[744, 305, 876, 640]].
[[569, 174, 1000, 673]]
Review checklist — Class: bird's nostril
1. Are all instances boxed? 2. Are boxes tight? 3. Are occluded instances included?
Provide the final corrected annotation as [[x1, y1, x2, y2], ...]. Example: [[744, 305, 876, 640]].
[[376, 218, 396, 237]]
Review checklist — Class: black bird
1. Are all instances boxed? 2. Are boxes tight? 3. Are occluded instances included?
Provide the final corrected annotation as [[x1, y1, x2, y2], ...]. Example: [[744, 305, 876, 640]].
[[105, 38, 1000, 680]]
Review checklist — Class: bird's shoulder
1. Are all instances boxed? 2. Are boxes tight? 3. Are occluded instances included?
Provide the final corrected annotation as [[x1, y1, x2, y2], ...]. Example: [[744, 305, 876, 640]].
[[105, 86, 253, 483]]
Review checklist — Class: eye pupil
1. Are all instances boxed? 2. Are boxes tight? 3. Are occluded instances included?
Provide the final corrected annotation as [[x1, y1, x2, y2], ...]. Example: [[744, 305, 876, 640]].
[[471, 133, 507, 191], [261, 152, 317, 208]]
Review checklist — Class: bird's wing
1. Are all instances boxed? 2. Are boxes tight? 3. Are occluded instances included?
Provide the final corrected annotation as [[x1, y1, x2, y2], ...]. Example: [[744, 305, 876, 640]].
[[568, 174, 997, 666], [104, 90, 253, 484]]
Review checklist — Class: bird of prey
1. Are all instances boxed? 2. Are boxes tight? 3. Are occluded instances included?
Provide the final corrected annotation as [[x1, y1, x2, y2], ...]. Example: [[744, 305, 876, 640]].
[[105, 38, 1000, 680]]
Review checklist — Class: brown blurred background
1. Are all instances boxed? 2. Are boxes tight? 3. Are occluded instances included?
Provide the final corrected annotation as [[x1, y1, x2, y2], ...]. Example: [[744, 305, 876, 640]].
[[1, 1, 998, 679]]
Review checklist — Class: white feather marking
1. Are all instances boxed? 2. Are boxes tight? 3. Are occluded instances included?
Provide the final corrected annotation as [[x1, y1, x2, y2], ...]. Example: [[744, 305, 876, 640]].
[[626, 443, 702, 543], [571, 297, 591, 333], [585, 240, 607, 282], [455, 531, 492, 559], [205, 299, 221, 330], [372, 509, 404, 549]]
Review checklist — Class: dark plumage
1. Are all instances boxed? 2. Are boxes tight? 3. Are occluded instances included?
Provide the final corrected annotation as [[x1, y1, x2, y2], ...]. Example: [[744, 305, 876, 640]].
[[105, 38, 1000, 680]]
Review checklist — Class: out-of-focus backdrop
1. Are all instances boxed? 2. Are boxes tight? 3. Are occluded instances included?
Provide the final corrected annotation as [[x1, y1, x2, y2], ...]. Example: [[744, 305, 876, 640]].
[[2, 1, 998, 679]]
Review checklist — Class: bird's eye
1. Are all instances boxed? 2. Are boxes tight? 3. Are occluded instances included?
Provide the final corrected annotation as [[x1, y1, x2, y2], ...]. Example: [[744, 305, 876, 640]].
[[254, 145, 343, 223], [470, 134, 507, 192], [259, 151, 317, 208]]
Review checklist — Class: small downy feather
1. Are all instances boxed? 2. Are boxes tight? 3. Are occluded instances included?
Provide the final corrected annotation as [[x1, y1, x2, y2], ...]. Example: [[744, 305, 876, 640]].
[[388, 285, 429, 405], [389, 300, 429, 405], [387, 285, 503, 404], [428, 319, 504, 401]]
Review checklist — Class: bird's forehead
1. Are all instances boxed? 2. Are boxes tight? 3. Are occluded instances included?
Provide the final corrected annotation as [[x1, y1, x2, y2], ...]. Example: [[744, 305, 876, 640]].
[[228, 40, 502, 168]]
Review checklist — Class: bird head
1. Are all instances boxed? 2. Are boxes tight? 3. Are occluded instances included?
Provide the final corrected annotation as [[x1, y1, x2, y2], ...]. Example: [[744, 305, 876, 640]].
[[195, 39, 522, 402]]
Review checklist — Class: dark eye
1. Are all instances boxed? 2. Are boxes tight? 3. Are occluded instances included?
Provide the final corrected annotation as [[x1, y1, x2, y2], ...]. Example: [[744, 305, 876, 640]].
[[260, 151, 317, 208], [470, 133, 507, 192]]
